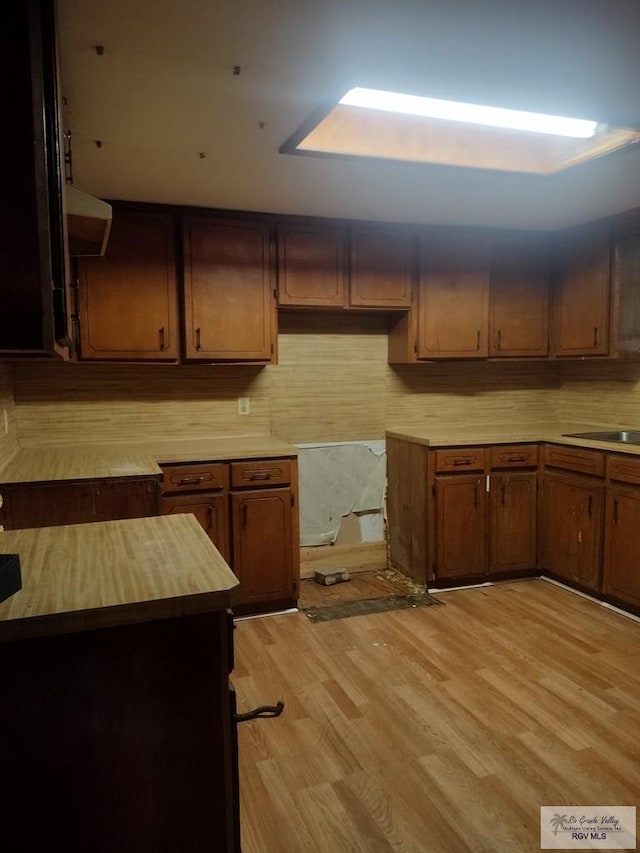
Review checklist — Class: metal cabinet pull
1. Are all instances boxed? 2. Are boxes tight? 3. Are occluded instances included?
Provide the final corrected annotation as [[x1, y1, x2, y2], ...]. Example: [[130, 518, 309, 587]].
[[195, 327, 202, 350], [593, 326, 599, 348], [496, 329, 501, 351], [159, 327, 166, 350], [177, 475, 206, 485], [453, 459, 472, 466], [587, 495, 593, 519], [506, 455, 526, 463], [476, 330, 481, 351], [613, 498, 618, 524], [235, 700, 284, 723], [248, 471, 271, 480]]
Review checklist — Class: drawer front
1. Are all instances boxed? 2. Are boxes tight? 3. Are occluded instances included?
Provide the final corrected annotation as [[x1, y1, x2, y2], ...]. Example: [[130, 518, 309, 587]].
[[543, 444, 605, 477], [160, 462, 228, 493], [434, 448, 486, 474], [489, 444, 538, 469], [231, 459, 291, 488], [607, 453, 640, 485]]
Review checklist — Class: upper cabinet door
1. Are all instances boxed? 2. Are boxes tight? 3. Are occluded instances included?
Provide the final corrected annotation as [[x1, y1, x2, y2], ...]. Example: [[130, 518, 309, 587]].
[[489, 234, 550, 357], [183, 217, 276, 362], [349, 226, 413, 309], [417, 231, 490, 358], [551, 224, 611, 357], [1, 0, 69, 357], [277, 223, 346, 307], [78, 211, 179, 361]]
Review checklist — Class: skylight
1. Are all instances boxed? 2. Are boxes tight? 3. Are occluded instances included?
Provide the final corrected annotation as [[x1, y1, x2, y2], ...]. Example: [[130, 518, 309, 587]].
[[281, 88, 640, 175], [338, 88, 598, 139]]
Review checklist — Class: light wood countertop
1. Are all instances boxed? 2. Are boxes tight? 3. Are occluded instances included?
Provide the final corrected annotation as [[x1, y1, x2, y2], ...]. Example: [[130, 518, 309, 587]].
[[0, 514, 240, 643], [0, 435, 298, 485], [386, 422, 640, 455]]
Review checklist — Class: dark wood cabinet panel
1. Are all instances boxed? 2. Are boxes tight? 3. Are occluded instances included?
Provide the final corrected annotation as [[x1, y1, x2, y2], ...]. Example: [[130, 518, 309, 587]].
[[417, 233, 490, 358], [0, 0, 68, 357], [541, 470, 604, 592], [78, 211, 178, 360], [349, 226, 413, 309], [552, 224, 611, 357], [435, 475, 486, 579], [231, 489, 294, 604], [277, 223, 346, 308], [1, 478, 158, 530], [0, 611, 239, 853], [183, 217, 276, 361], [489, 235, 549, 357], [604, 484, 640, 609], [489, 472, 537, 574], [161, 493, 230, 563]]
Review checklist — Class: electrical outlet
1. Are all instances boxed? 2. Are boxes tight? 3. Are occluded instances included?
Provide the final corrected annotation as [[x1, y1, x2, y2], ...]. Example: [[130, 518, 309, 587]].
[[237, 397, 250, 416]]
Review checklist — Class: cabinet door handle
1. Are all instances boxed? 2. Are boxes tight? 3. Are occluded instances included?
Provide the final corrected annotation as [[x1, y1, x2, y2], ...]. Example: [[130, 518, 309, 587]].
[[159, 327, 166, 350], [476, 330, 481, 351], [206, 504, 213, 531], [242, 503, 248, 528], [195, 327, 202, 350], [587, 495, 593, 519], [235, 700, 284, 723], [248, 471, 272, 481], [593, 326, 599, 348], [496, 329, 501, 351], [178, 476, 206, 485], [613, 498, 618, 524], [453, 459, 472, 466], [474, 481, 479, 508], [506, 455, 526, 463], [501, 481, 506, 507]]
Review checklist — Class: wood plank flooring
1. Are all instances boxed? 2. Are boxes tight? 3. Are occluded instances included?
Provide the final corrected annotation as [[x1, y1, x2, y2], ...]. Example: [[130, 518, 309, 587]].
[[234, 580, 640, 853]]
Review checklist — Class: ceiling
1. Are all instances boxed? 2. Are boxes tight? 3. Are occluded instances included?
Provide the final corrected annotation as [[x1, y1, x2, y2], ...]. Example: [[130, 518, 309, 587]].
[[58, 0, 640, 231]]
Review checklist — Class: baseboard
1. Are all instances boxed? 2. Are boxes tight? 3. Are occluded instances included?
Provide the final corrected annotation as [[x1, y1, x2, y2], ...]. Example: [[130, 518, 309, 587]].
[[300, 541, 387, 579]]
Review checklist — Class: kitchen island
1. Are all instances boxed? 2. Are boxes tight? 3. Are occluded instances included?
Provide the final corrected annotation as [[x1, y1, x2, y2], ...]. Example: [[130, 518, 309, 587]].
[[0, 514, 241, 853]]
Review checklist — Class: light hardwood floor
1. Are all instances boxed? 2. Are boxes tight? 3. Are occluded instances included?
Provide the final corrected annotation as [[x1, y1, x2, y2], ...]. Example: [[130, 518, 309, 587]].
[[234, 580, 640, 853]]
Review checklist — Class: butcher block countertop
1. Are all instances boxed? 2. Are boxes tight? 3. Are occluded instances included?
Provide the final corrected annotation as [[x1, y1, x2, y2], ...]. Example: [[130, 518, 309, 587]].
[[386, 422, 640, 455], [0, 435, 298, 485], [0, 514, 239, 643]]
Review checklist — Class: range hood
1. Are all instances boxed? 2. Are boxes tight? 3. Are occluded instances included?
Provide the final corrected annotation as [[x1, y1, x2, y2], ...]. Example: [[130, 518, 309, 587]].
[[65, 185, 112, 256]]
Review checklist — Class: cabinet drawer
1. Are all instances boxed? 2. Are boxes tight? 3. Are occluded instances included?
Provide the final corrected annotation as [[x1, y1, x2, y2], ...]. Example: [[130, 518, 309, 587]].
[[489, 444, 538, 469], [160, 462, 228, 493], [607, 453, 640, 485], [231, 459, 291, 488], [543, 444, 605, 477], [434, 448, 485, 473]]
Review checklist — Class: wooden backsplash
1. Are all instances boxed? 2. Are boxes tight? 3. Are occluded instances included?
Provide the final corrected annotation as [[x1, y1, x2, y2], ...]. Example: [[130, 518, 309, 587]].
[[9, 315, 568, 447], [0, 363, 17, 467], [559, 361, 640, 427]]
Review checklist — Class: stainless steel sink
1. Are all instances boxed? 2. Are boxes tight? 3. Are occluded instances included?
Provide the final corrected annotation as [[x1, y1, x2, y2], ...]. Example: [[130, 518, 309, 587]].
[[562, 430, 640, 444]]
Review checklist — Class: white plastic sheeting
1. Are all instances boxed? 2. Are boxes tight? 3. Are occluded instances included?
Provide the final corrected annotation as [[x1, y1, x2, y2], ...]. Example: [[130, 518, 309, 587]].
[[296, 440, 386, 546]]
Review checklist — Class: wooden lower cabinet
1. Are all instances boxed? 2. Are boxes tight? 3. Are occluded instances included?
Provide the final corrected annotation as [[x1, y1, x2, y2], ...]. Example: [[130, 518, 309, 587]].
[[489, 472, 537, 574], [0, 478, 159, 530], [231, 488, 295, 608], [0, 610, 239, 853], [435, 475, 486, 579], [162, 493, 230, 563], [603, 483, 640, 610], [541, 470, 604, 592]]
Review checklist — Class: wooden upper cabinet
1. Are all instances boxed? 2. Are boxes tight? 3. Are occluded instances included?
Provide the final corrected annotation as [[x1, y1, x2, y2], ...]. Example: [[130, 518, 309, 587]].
[[551, 223, 611, 357], [183, 217, 276, 362], [489, 234, 549, 357], [277, 223, 346, 307], [78, 211, 179, 361], [417, 231, 490, 358], [349, 226, 413, 309]]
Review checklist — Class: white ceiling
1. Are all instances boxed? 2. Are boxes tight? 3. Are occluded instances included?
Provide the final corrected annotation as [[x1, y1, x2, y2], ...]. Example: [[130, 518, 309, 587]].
[[58, 0, 640, 231]]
